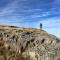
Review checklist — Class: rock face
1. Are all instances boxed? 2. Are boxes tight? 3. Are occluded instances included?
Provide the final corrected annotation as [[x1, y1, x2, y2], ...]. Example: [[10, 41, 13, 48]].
[[0, 26, 60, 60]]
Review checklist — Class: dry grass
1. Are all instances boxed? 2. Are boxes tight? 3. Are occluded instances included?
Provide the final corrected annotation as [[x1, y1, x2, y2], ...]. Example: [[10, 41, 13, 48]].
[[0, 37, 32, 60], [0, 25, 48, 34]]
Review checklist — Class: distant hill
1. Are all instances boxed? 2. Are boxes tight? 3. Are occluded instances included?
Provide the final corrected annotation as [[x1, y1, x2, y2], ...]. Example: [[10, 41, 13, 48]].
[[0, 25, 60, 60]]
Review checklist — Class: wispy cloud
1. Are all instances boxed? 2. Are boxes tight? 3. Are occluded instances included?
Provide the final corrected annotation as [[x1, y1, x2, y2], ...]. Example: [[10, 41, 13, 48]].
[[0, 0, 60, 19], [0, 0, 60, 37], [0, 0, 18, 16]]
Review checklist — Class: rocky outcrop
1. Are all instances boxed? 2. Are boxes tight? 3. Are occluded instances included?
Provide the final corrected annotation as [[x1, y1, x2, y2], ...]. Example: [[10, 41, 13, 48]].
[[0, 26, 60, 60]]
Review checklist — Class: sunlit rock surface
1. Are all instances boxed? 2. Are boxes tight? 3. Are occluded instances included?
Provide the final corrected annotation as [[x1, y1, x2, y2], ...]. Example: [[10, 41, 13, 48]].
[[0, 26, 60, 60]]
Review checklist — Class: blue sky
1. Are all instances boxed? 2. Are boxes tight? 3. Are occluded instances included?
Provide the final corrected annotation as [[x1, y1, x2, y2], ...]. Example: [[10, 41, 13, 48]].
[[0, 0, 60, 37]]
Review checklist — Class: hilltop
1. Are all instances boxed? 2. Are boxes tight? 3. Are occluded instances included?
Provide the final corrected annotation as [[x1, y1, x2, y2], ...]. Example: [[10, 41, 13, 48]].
[[0, 25, 60, 60]]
